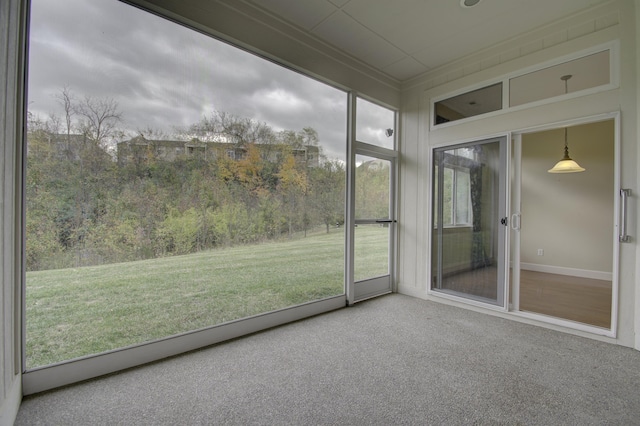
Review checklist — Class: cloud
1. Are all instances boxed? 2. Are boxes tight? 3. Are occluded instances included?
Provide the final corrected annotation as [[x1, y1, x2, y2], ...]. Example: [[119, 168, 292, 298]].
[[27, 0, 396, 162]]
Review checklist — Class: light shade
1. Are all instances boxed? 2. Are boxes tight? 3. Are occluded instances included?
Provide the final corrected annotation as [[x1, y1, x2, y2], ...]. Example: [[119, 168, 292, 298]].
[[548, 157, 585, 173], [548, 121, 585, 173]]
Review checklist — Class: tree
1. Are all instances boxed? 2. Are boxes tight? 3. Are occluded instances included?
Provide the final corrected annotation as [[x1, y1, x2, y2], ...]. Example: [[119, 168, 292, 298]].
[[75, 94, 122, 147], [277, 154, 308, 236], [186, 111, 276, 146], [55, 86, 76, 159], [309, 160, 345, 233]]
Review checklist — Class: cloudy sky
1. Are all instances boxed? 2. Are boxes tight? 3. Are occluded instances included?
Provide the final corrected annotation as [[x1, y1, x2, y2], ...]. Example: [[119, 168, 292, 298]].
[[27, 0, 395, 161]]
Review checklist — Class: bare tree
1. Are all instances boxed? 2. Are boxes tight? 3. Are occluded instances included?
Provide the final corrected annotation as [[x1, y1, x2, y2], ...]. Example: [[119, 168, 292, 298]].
[[75, 95, 122, 147], [187, 111, 275, 146], [56, 86, 75, 136], [55, 86, 76, 158]]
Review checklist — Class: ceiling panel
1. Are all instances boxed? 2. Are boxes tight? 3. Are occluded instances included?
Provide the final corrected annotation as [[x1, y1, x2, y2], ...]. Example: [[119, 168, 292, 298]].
[[312, 10, 406, 69], [250, 0, 337, 30], [382, 57, 429, 81], [247, 0, 611, 82]]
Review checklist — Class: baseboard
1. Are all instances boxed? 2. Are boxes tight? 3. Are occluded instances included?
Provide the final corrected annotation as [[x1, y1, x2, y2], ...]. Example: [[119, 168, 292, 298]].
[[520, 263, 612, 281], [397, 283, 428, 300], [0, 375, 21, 426]]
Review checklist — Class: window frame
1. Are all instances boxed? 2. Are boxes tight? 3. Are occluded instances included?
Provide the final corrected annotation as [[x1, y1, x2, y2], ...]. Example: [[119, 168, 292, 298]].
[[430, 41, 619, 130], [21, 0, 355, 394]]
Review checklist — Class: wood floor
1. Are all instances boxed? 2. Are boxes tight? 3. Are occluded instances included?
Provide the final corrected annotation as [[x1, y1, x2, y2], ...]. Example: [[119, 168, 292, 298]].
[[437, 266, 612, 329], [518, 269, 612, 329]]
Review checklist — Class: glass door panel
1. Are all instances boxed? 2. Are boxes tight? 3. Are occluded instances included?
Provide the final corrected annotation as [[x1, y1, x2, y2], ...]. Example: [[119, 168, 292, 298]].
[[353, 153, 394, 300], [514, 121, 616, 329], [432, 137, 507, 307], [354, 154, 391, 281]]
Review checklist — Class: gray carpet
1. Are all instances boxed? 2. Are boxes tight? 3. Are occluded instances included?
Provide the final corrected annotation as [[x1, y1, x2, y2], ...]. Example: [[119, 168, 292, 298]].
[[15, 294, 640, 425]]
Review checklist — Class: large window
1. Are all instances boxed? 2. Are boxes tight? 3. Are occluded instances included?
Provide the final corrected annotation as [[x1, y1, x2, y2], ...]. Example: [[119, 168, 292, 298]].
[[26, 0, 347, 369]]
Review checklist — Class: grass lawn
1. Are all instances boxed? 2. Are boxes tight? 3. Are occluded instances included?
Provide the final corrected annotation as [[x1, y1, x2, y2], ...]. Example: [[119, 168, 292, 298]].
[[26, 225, 389, 368]]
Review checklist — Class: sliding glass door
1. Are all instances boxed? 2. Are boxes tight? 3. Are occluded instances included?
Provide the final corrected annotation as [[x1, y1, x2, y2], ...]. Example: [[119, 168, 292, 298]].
[[511, 120, 618, 332], [431, 137, 508, 307]]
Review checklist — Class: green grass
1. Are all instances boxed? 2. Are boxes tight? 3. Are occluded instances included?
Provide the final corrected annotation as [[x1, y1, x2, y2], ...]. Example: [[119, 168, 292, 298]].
[[26, 225, 389, 368]]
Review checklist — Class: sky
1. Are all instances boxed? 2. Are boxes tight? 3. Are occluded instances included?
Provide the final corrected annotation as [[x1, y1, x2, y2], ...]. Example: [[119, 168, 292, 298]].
[[27, 0, 395, 162]]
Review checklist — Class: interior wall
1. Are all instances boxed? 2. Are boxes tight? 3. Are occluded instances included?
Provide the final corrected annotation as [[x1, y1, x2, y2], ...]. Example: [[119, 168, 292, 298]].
[[520, 121, 614, 275], [0, 0, 24, 423], [398, 0, 638, 347]]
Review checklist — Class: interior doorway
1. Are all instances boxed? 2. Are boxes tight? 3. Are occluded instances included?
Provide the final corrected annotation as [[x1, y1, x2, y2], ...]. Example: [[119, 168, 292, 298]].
[[511, 118, 617, 331]]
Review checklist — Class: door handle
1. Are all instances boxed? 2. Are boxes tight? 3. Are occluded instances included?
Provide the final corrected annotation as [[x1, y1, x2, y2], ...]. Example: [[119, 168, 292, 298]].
[[510, 213, 521, 230], [620, 189, 631, 242], [375, 219, 396, 223], [500, 217, 508, 226]]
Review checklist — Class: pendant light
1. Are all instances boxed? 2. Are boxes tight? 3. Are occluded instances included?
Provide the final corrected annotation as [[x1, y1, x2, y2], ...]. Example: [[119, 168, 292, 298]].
[[548, 75, 585, 173]]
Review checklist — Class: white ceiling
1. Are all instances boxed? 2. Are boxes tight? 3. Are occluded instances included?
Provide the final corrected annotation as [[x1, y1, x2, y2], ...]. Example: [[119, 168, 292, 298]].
[[245, 0, 609, 82]]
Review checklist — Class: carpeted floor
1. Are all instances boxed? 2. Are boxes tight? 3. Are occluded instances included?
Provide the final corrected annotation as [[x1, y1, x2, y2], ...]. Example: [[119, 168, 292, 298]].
[[15, 294, 640, 425]]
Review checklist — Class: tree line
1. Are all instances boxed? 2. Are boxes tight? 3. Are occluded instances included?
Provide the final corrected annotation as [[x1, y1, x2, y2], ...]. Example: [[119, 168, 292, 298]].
[[25, 90, 351, 271]]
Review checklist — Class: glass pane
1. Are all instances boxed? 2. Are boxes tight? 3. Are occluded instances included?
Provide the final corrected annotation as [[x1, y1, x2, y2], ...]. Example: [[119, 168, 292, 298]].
[[356, 98, 395, 149], [354, 224, 389, 281], [355, 155, 390, 220], [518, 121, 614, 328], [432, 141, 502, 305], [443, 167, 454, 225], [455, 169, 471, 225], [26, 0, 347, 368], [434, 83, 502, 125], [354, 154, 391, 281], [510, 50, 610, 107]]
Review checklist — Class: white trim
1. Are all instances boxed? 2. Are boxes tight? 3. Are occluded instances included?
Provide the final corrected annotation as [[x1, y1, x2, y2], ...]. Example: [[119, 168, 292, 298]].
[[520, 263, 613, 281], [397, 285, 618, 341], [511, 310, 616, 338], [354, 275, 391, 301], [0, 377, 21, 426], [510, 133, 522, 313], [427, 135, 509, 311], [23, 295, 345, 395], [610, 111, 621, 339], [345, 93, 356, 304]]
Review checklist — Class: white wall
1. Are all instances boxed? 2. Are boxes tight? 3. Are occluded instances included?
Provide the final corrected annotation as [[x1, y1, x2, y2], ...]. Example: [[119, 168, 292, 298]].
[[520, 121, 615, 275], [398, 0, 639, 348], [0, 0, 24, 423]]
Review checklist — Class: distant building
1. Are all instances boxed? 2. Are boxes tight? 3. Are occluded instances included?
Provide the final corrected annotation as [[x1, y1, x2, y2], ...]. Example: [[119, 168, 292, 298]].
[[116, 135, 320, 167]]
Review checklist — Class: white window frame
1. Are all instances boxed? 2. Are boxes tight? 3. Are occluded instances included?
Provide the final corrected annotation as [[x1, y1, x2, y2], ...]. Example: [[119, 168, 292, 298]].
[[430, 41, 619, 130]]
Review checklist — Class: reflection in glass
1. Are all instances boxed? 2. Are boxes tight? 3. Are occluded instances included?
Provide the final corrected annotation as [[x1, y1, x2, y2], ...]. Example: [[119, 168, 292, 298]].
[[434, 83, 502, 125], [509, 50, 610, 107], [432, 141, 502, 304]]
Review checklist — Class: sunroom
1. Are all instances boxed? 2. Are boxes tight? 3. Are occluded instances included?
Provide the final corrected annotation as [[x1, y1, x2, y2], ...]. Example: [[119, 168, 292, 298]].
[[1, 0, 639, 422]]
